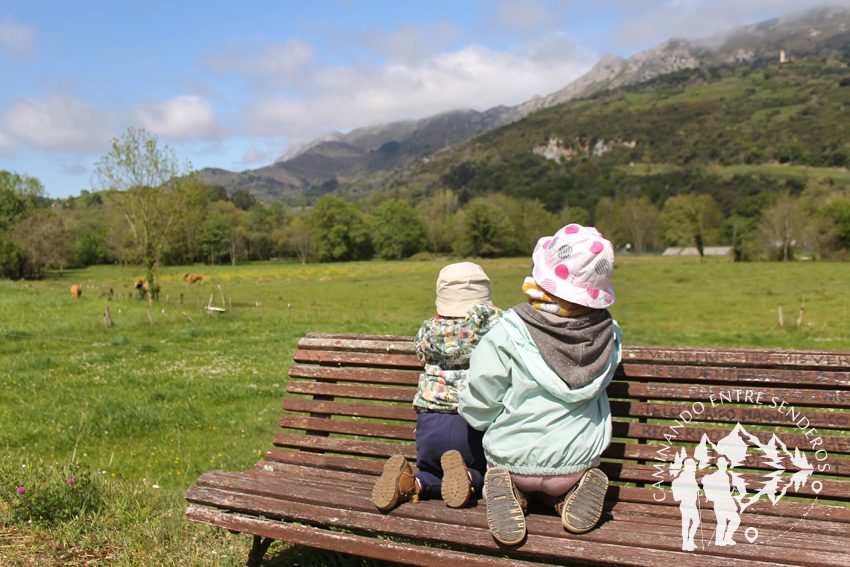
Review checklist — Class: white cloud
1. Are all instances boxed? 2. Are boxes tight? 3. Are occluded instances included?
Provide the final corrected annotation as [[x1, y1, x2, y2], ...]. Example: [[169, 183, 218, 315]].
[[0, 95, 114, 151], [604, 0, 850, 50], [205, 38, 317, 88], [241, 147, 273, 165], [0, 94, 220, 152], [0, 15, 35, 60], [243, 42, 594, 138], [135, 95, 220, 141], [494, 0, 552, 33], [355, 21, 461, 63]]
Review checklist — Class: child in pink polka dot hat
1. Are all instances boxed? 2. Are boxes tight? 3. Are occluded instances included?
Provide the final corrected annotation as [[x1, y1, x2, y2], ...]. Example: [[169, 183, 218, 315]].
[[530, 223, 615, 309], [459, 224, 622, 546]]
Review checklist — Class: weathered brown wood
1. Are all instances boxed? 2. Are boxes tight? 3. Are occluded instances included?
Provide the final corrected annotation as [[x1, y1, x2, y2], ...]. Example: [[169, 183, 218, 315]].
[[188, 471, 849, 566], [186, 505, 554, 567], [187, 334, 850, 567], [619, 363, 850, 389], [608, 399, 850, 430], [611, 421, 850, 458], [622, 345, 850, 369], [601, 440, 850, 477], [598, 462, 848, 501], [269, 434, 418, 461], [262, 448, 393, 474], [286, 380, 416, 403], [187, 487, 788, 567], [288, 364, 421, 386], [307, 332, 414, 343], [293, 348, 422, 369], [282, 398, 418, 422], [607, 381, 850, 410], [278, 415, 416, 441], [297, 337, 417, 355]]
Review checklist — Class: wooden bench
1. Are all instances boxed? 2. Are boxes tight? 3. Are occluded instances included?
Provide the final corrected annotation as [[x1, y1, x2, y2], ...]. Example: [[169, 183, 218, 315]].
[[185, 333, 850, 567]]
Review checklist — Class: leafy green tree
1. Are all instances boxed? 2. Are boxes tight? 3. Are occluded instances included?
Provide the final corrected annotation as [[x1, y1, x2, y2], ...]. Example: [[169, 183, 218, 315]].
[[661, 194, 723, 260], [418, 188, 459, 253], [76, 225, 109, 266], [455, 198, 515, 257], [243, 204, 274, 260], [92, 128, 201, 299], [371, 199, 426, 259], [206, 184, 229, 203], [307, 195, 373, 262], [197, 207, 232, 264], [0, 170, 44, 278], [208, 200, 246, 265], [230, 189, 256, 211], [819, 198, 850, 250]]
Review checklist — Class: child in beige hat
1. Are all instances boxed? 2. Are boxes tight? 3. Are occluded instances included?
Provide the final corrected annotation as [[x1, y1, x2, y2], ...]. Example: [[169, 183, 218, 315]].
[[373, 262, 502, 512]]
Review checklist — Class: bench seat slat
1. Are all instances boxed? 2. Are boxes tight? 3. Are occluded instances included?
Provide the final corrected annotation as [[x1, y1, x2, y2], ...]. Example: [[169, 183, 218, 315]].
[[187, 485, 778, 567], [188, 472, 849, 566], [186, 504, 553, 567]]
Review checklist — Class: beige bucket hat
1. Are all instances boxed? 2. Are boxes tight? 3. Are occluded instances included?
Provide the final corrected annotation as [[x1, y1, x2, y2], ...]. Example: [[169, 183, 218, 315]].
[[435, 262, 493, 317]]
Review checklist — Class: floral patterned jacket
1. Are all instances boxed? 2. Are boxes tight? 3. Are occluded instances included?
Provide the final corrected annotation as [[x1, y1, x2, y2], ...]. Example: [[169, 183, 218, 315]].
[[412, 303, 502, 412]]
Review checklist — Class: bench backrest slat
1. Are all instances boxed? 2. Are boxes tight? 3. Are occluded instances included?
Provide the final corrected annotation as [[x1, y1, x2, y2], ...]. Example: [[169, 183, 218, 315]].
[[283, 398, 417, 422], [620, 362, 850, 388]]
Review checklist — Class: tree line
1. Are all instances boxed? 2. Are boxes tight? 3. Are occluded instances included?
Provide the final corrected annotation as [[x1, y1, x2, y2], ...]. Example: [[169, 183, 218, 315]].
[[3, 118, 850, 287]]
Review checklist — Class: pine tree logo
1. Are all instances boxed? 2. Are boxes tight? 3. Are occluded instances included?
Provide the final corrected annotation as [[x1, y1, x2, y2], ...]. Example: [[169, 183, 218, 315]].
[[668, 423, 817, 551]]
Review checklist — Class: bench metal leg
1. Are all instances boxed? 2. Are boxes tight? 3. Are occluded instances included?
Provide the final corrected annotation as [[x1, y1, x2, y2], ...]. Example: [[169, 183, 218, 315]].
[[246, 535, 273, 567]]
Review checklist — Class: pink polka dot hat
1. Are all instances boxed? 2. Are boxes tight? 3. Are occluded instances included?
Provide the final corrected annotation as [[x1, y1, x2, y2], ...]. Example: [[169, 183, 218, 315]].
[[531, 224, 615, 309]]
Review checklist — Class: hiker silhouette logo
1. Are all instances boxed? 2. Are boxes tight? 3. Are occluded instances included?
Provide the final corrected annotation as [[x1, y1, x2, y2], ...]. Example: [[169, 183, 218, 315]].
[[652, 393, 829, 552]]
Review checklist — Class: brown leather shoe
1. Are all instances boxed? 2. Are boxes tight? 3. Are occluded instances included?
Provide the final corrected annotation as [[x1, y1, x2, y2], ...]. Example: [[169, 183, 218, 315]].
[[441, 450, 472, 508], [372, 455, 417, 513], [559, 468, 608, 534], [484, 467, 527, 546]]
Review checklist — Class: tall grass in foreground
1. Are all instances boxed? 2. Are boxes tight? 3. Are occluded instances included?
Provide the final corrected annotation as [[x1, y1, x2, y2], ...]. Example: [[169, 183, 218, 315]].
[[0, 256, 848, 565]]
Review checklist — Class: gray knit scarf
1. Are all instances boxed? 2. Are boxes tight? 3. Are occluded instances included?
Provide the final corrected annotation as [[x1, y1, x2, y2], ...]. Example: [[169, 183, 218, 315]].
[[513, 302, 614, 389]]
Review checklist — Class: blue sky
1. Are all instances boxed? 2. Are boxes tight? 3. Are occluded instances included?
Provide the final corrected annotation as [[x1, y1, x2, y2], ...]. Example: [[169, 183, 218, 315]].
[[0, 0, 841, 198]]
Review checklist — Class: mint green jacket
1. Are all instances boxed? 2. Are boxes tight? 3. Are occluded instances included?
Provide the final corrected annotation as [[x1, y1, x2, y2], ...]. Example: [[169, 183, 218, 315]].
[[458, 309, 622, 476]]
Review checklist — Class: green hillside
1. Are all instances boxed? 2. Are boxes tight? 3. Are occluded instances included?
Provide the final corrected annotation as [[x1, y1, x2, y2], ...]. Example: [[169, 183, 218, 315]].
[[367, 59, 850, 217]]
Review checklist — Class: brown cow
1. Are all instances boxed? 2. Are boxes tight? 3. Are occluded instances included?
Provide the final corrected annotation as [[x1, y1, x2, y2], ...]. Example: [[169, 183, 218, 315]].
[[182, 273, 203, 285], [70, 285, 82, 298]]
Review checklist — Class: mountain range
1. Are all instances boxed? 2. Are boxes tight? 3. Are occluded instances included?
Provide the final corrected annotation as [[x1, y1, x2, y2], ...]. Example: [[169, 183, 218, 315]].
[[200, 6, 850, 203]]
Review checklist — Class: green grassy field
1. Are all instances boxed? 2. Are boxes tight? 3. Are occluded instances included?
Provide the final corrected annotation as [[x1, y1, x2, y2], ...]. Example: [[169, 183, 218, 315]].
[[1, 256, 849, 565]]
